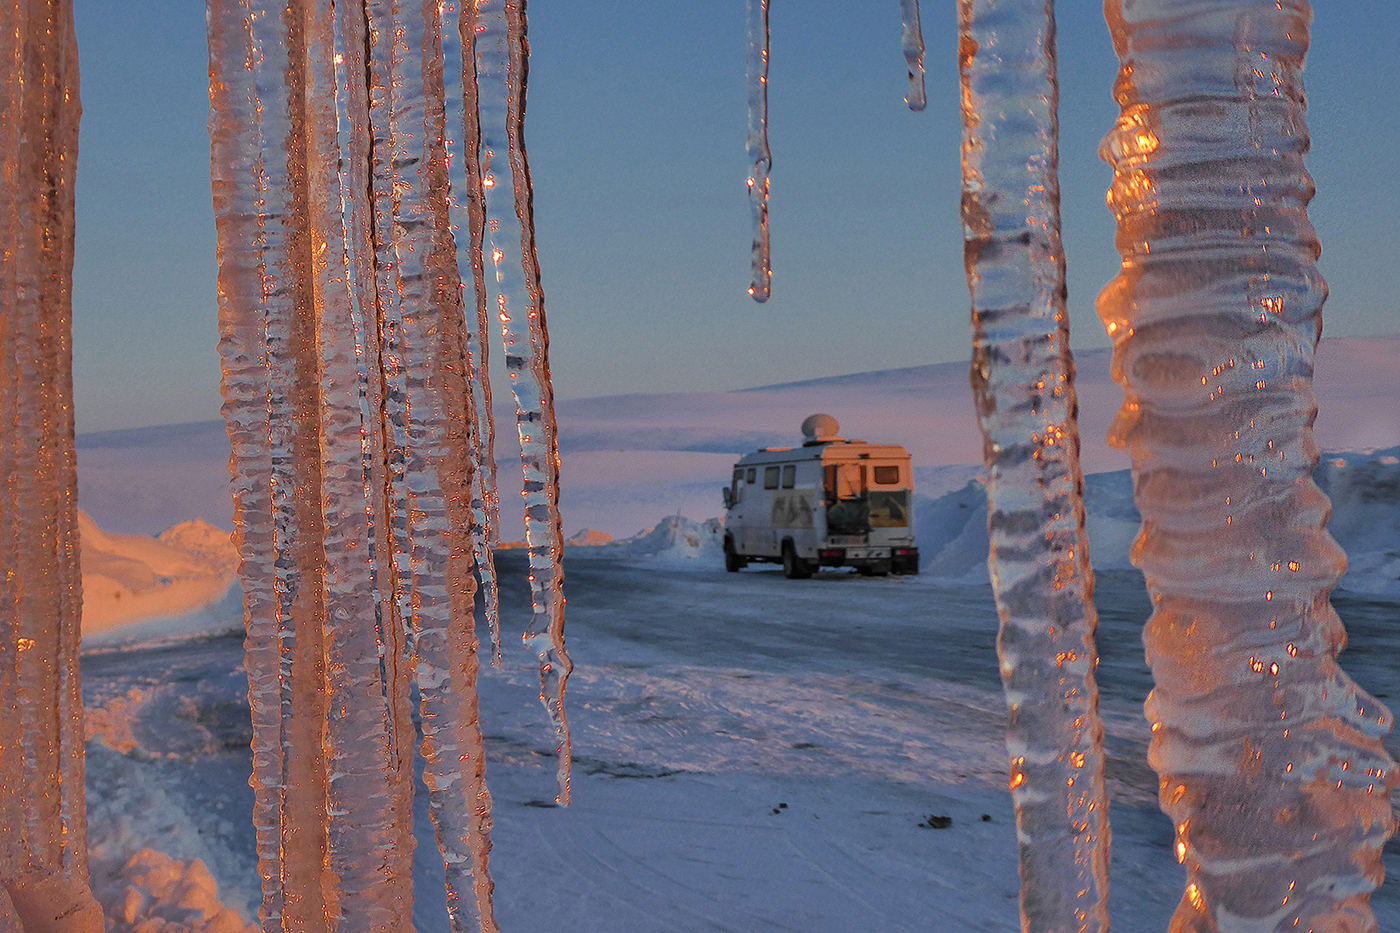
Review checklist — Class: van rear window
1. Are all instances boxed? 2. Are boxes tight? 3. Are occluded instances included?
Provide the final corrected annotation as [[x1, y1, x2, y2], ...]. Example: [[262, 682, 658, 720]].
[[873, 465, 900, 485], [781, 465, 795, 488], [763, 466, 780, 489]]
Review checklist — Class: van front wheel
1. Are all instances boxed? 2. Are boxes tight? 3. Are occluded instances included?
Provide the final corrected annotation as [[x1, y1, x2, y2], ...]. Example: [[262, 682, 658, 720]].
[[724, 538, 747, 573], [782, 542, 813, 580]]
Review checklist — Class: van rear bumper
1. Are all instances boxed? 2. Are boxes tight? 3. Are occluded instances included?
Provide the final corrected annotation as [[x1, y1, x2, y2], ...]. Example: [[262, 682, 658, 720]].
[[817, 546, 919, 574]]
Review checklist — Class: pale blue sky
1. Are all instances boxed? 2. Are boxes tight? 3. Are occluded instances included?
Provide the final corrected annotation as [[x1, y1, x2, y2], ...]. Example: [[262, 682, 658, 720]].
[[70, 1, 1400, 432]]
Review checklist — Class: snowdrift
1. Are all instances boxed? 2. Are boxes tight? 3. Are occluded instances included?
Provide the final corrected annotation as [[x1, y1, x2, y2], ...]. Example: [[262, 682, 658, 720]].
[[79, 510, 242, 649], [567, 515, 724, 564], [916, 448, 1400, 595]]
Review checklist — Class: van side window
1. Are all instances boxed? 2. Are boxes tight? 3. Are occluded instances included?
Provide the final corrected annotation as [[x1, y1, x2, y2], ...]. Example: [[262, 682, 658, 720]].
[[763, 466, 780, 489], [873, 465, 900, 485], [781, 465, 795, 489], [746, 468, 756, 484]]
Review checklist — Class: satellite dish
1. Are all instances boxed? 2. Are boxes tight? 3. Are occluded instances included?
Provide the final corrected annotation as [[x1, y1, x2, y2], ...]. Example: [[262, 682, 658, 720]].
[[800, 413, 843, 445]]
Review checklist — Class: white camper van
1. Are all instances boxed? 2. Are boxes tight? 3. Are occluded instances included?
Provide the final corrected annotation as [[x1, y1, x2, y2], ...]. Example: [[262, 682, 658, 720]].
[[721, 414, 918, 578]]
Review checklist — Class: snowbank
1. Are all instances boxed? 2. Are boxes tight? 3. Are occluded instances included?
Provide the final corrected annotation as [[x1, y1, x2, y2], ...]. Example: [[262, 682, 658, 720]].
[[89, 850, 254, 933], [79, 511, 242, 649], [916, 449, 1400, 594], [565, 528, 613, 546], [569, 515, 724, 564]]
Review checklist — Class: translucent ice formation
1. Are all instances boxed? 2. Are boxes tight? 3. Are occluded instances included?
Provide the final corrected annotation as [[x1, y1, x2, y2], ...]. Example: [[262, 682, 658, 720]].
[[469, 0, 574, 806], [442, 0, 504, 666], [1098, 2, 1398, 929], [0, 3, 101, 928], [900, 0, 927, 112], [746, 0, 772, 302], [208, 0, 501, 928], [957, 1, 1111, 930]]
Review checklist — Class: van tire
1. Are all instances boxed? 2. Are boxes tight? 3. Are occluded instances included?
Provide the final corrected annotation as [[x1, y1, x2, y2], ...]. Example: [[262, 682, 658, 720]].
[[724, 538, 746, 572], [782, 541, 813, 580]]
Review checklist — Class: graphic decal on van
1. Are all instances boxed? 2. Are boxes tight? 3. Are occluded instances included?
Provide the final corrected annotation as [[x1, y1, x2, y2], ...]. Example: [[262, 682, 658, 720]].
[[771, 489, 815, 528]]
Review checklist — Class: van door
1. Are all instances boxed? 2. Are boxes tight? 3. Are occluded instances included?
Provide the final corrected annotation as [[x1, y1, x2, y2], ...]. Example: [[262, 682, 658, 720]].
[[823, 462, 870, 537]]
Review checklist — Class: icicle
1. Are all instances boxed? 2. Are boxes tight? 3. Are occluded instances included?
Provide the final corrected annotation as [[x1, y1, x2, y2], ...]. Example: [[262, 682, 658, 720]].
[[206, 7, 287, 925], [0, 0, 84, 879], [210, 0, 499, 927], [1099, 2, 1397, 928], [472, 0, 573, 805], [317, 2, 419, 928], [442, 0, 503, 666], [0, 0, 98, 920], [900, 0, 926, 112], [745, 0, 772, 301], [209, 3, 346, 927], [956, 2, 1111, 931], [365, 0, 499, 926]]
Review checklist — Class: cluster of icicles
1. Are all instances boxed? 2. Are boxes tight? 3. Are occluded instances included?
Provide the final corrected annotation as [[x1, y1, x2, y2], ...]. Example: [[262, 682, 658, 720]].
[[208, 0, 568, 929], [2, 0, 1397, 931], [957, 1, 1397, 931]]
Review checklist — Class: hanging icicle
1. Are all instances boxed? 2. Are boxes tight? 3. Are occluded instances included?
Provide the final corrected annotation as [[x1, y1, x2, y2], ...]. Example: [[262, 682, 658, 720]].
[[1099, 2, 1397, 929], [956, 1, 1112, 931], [0, 1, 103, 928], [471, 0, 574, 806], [208, 0, 499, 928], [745, 0, 772, 301], [900, 0, 926, 112], [442, 0, 504, 667]]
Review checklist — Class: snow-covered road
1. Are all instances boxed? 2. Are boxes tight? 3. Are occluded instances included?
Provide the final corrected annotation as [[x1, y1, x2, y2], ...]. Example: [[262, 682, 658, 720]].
[[80, 551, 1400, 932]]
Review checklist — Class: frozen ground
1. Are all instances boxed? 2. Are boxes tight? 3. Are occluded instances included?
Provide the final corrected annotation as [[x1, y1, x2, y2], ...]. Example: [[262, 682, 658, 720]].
[[80, 549, 1400, 932]]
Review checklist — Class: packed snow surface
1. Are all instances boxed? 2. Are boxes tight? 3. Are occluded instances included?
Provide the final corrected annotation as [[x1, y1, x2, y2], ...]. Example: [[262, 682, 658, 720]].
[[81, 549, 1400, 932]]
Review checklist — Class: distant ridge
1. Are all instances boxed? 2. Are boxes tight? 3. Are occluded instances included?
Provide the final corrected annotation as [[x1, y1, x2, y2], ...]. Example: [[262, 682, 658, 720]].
[[72, 334, 1399, 539], [77, 418, 227, 449], [733, 356, 976, 393]]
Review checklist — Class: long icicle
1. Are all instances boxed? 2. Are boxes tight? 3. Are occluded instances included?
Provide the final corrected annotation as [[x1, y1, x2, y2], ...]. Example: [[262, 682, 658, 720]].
[[364, 0, 500, 925], [443, 0, 503, 666], [0, 0, 102, 925], [208, 2, 297, 927], [473, 0, 573, 805], [900, 0, 926, 112], [745, 0, 772, 301], [314, 0, 418, 926], [956, 1, 1111, 931], [1099, 2, 1397, 929]]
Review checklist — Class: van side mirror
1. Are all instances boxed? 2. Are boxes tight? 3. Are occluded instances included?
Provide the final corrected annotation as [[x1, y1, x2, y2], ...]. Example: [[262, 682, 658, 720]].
[[721, 487, 733, 509]]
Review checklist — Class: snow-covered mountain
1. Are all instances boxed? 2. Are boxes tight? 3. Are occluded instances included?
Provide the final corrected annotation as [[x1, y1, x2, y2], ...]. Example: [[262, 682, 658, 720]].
[[568, 515, 724, 563]]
